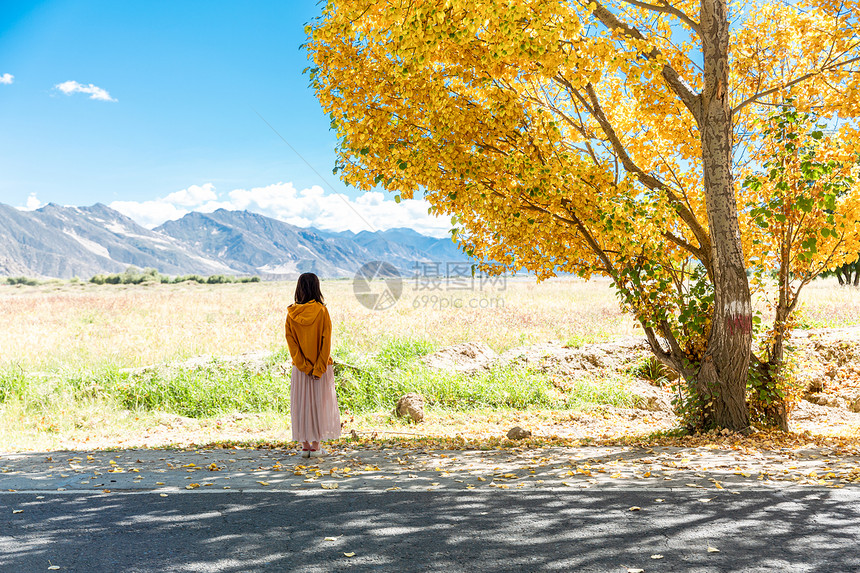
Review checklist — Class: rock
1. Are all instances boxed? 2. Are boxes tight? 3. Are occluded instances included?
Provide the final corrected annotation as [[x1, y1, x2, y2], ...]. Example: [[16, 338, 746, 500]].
[[421, 342, 498, 373], [155, 412, 197, 427], [625, 378, 673, 412], [805, 393, 846, 409], [393, 393, 424, 423], [506, 426, 531, 440], [805, 377, 826, 394]]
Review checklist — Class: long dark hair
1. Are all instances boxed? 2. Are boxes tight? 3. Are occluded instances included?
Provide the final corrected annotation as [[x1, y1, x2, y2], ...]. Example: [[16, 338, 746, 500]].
[[294, 272, 325, 305]]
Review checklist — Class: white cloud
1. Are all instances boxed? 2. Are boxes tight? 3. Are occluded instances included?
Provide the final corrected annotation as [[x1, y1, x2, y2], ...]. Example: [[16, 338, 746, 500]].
[[163, 183, 218, 207], [108, 199, 189, 229], [14, 193, 43, 211], [54, 80, 116, 102], [25, 193, 42, 210], [109, 182, 453, 237], [0, 73, 13, 85]]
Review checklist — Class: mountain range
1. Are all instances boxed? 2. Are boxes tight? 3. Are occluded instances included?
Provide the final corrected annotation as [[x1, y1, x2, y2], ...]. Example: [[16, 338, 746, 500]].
[[0, 202, 472, 279]]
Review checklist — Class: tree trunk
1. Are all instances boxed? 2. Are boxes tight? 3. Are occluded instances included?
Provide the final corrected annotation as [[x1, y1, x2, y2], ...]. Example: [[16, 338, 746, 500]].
[[696, 0, 751, 431]]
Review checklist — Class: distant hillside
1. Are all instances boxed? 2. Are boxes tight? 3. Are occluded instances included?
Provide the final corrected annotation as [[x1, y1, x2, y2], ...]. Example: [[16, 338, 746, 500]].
[[0, 202, 232, 279], [0, 202, 472, 279]]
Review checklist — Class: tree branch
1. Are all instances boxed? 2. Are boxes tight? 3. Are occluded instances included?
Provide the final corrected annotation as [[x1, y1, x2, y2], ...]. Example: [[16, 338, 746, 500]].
[[589, 0, 703, 124], [733, 55, 860, 114], [615, 0, 701, 35], [563, 80, 713, 272]]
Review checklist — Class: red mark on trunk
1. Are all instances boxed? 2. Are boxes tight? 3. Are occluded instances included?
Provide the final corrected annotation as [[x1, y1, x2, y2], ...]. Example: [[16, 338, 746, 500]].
[[726, 314, 752, 335]]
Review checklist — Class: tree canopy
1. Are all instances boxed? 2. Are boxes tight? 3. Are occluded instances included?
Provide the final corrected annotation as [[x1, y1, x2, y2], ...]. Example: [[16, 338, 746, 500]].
[[306, 0, 860, 429]]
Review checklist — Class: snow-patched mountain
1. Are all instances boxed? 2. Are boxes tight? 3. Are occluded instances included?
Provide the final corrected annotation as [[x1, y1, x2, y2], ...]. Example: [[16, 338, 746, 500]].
[[0, 202, 471, 279], [154, 209, 470, 279], [0, 202, 231, 278]]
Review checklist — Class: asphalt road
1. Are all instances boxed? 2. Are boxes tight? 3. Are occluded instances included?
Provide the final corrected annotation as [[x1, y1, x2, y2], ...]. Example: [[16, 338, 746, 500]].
[[3, 487, 859, 573]]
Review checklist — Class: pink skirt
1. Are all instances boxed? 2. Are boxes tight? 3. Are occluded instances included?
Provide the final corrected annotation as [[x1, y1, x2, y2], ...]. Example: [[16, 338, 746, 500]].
[[290, 364, 341, 443]]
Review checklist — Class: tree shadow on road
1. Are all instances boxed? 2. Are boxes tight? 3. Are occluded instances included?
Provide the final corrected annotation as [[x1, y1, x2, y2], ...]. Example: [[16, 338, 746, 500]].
[[2, 487, 859, 572]]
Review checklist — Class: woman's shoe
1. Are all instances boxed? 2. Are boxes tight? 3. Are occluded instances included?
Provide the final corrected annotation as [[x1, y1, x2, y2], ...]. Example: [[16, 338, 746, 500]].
[[301, 449, 311, 458], [308, 448, 326, 458]]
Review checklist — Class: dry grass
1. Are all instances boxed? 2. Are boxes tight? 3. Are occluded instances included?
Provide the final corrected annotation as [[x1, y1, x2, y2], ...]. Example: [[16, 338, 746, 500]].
[[2, 276, 859, 451], [0, 277, 637, 371]]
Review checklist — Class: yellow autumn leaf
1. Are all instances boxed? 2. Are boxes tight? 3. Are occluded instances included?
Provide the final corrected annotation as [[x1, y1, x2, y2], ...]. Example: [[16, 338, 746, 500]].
[[305, 0, 860, 433], [344, 552, 356, 557]]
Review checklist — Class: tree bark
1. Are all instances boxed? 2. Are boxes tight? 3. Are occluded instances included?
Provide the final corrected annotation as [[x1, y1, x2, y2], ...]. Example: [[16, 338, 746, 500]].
[[695, 0, 751, 430]]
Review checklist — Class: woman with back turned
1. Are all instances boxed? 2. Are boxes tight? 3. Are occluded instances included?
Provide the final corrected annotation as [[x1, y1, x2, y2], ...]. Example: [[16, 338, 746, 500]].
[[285, 272, 341, 457]]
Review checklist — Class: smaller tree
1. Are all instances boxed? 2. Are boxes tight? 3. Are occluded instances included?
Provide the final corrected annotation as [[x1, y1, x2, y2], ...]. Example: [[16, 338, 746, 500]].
[[825, 260, 860, 286], [741, 105, 860, 428]]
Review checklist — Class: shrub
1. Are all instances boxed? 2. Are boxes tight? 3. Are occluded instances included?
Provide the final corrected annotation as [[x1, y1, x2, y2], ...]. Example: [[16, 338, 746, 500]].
[[5, 276, 40, 286]]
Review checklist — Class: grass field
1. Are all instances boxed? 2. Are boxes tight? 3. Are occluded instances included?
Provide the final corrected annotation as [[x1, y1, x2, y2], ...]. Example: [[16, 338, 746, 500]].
[[1, 276, 858, 450]]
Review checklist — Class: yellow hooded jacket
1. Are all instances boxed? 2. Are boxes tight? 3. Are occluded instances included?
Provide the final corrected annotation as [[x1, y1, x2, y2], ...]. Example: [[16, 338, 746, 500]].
[[285, 301, 333, 378]]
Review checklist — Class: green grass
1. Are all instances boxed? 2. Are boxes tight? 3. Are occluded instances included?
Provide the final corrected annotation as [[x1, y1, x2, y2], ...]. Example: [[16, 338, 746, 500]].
[[333, 336, 634, 413], [111, 361, 291, 418], [0, 336, 635, 428]]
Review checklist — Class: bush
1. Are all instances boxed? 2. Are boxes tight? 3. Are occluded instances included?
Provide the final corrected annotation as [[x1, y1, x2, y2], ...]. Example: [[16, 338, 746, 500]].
[[5, 276, 40, 286], [206, 275, 234, 284], [87, 268, 261, 285]]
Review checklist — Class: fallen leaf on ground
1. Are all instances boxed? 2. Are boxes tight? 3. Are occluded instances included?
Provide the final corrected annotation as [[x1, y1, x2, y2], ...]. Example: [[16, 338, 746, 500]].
[[344, 552, 355, 557], [651, 554, 664, 559], [257, 481, 270, 486], [629, 506, 641, 511], [12, 510, 22, 514], [707, 546, 720, 553], [324, 536, 341, 541], [321, 483, 339, 489], [185, 483, 200, 490]]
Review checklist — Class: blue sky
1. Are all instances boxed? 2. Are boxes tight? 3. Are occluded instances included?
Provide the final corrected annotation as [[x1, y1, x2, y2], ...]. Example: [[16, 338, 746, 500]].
[[0, 1, 448, 236]]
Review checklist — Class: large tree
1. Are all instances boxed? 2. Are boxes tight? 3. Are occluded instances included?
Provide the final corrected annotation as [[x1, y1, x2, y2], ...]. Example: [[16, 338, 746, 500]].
[[306, 0, 860, 430]]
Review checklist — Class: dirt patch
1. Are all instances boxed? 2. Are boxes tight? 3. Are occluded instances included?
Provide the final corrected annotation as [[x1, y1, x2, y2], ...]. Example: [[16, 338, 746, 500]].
[[500, 338, 650, 377], [794, 327, 860, 412], [419, 328, 860, 434], [419, 342, 498, 373]]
